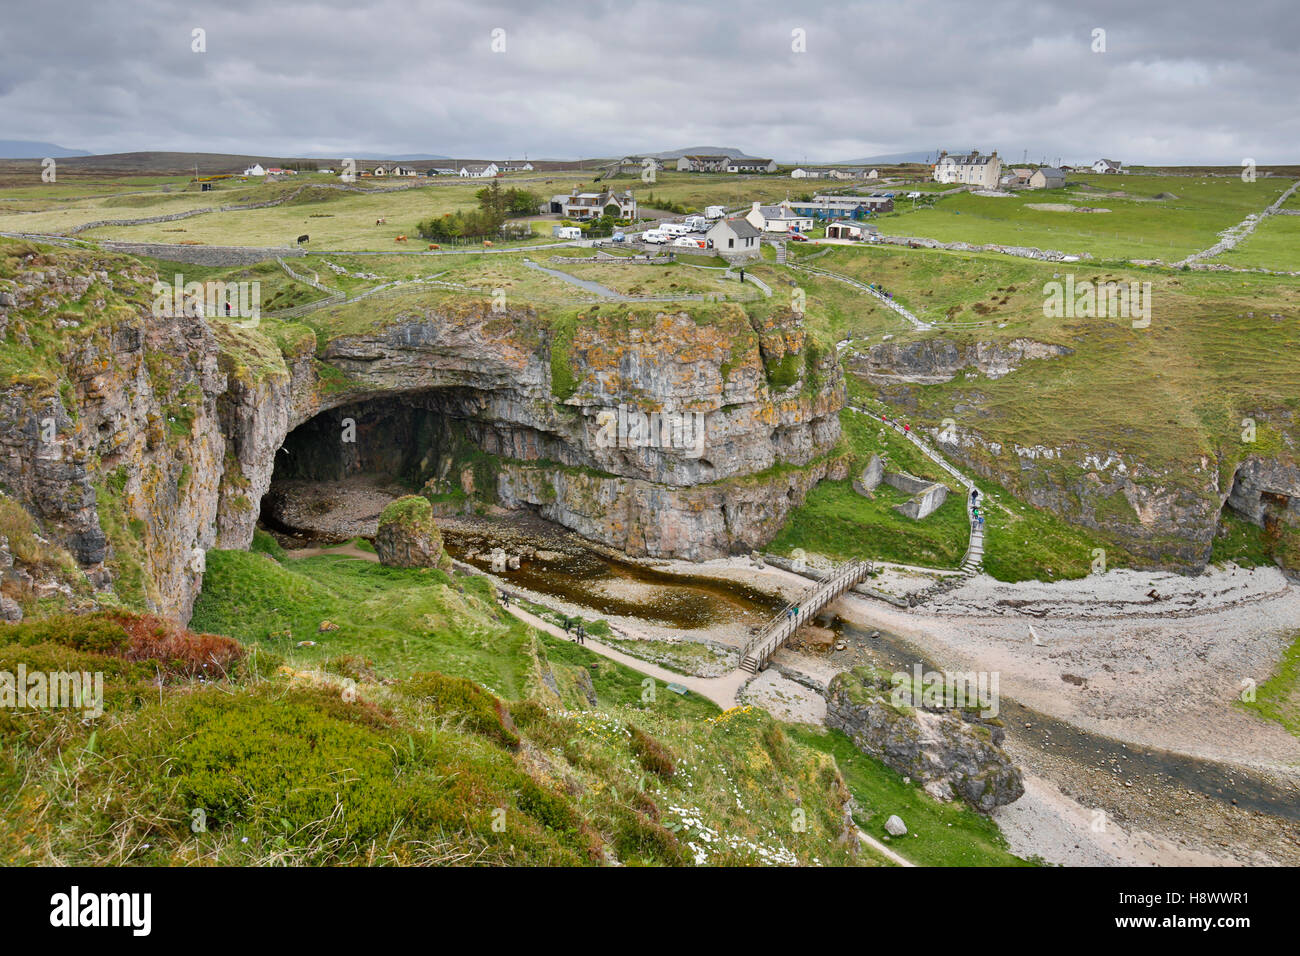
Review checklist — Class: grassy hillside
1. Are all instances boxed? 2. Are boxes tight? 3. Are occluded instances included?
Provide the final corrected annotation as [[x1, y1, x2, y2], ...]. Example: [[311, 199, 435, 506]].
[[874, 173, 1297, 264]]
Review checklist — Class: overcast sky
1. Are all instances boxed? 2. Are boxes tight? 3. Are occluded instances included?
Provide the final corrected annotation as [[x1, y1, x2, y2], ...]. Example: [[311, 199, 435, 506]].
[[2, 0, 1296, 164]]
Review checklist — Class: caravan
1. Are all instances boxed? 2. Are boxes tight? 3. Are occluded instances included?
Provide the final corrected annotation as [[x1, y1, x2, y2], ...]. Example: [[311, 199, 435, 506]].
[[659, 222, 692, 237], [704, 205, 725, 220], [552, 225, 582, 240]]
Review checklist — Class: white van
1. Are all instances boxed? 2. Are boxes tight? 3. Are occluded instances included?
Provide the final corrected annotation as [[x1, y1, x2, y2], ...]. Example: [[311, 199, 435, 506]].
[[660, 222, 691, 236], [552, 225, 581, 240], [683, 215, 709, 231], [641, 229, 669, 244], [705, 205, 725, 220]]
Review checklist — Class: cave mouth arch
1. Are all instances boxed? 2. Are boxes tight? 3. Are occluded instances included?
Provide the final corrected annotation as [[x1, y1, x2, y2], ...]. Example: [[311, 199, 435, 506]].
[[259, 388, 510, 543]]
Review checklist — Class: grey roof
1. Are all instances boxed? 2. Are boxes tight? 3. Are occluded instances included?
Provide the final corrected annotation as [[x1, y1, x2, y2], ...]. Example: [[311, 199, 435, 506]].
[[1036, 166, 1065, 177], [938, 152, 998, 165], [715, 217, 760, 238]]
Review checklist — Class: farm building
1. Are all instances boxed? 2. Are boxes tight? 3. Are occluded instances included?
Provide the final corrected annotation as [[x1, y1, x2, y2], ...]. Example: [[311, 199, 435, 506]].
[[825, 220, 879, 240], [1029, 166, 1066, 189]]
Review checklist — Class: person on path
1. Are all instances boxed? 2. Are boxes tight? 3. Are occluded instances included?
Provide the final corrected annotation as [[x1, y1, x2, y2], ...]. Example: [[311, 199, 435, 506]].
[[577, 625, 586, 646]]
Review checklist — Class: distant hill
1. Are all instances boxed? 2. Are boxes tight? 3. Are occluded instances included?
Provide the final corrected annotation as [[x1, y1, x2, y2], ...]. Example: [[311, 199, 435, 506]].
[[827, 151, 934, 165], [646, 146, 759, 160], [0, 140, 91, 159]]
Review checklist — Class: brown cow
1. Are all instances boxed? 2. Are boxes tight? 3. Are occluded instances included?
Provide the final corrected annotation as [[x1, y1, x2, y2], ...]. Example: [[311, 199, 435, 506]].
[[428, 244, 439, 250], [395, 235, 407, 242], [376, 217, 387, 225]]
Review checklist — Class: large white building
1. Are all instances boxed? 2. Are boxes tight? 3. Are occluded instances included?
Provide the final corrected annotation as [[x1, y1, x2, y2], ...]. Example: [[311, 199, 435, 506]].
[[932, 150, 1002, 188]]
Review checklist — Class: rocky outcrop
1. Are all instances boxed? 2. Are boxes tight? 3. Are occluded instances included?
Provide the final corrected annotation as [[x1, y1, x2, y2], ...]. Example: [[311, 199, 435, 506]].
[[375, 496, 445, 568], [851, 338, 1072, 385], [825, 666, 1023, 813]]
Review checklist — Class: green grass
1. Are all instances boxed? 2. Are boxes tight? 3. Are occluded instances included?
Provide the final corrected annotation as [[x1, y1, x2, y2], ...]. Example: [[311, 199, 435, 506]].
[[786, 725, 1037, 866], [1211, 212, 1300, 272], [877, 174, 1294, 262], [769, 408, 968, 567], [1238, 631, 1300, 737]]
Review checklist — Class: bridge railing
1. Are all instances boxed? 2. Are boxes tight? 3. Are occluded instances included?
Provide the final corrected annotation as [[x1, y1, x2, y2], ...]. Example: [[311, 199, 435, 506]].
[[740, 559, 872, 668]]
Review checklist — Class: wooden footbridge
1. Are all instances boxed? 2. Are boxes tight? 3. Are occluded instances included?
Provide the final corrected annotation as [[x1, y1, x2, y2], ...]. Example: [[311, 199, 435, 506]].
[[739, 560, 873, 674]]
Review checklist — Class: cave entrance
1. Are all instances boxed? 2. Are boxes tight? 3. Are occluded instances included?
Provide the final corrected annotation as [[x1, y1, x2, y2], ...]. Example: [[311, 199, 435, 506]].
[[261, 390, 487, 543]]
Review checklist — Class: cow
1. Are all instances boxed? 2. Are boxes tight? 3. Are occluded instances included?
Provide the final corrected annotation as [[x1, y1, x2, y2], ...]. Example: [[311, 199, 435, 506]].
[[297, 234, 309, 244], [482, 240, 493, 247], [428, 244, 439, 250], [395, 235, 407, 242], [376, 217, 387, 226]]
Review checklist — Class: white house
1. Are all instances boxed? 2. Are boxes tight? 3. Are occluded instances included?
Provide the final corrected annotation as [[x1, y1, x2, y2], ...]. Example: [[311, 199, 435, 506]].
[[459, 162, 500, 178], [560, 188, 637, 220], [867, 169, 879, 179], [744, 201, 814, 234], [933, 150, 1002, 188], [727, 158, 778, 174], [704, 217, 761, 257], [242, 164, 266, 176], [791, 168, 818, 179], [498, 161, 535, 172], [1091, 158, 1122, 174], [390, 165, 419, 177]]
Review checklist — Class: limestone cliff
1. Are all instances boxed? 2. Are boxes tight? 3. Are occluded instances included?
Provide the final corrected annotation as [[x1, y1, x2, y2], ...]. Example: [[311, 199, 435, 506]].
[[0, 243, 844, 621]]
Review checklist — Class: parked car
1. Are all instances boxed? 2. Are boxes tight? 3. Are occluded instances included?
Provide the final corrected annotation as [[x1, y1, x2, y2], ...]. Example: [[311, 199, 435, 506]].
[[789, 232, 809, 242], [642, 230, 669, 244], [612, 231, 626, 242]]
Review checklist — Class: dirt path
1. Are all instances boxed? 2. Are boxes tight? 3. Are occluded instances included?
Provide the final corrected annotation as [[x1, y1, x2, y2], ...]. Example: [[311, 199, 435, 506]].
[[503, 604, 748, 709]]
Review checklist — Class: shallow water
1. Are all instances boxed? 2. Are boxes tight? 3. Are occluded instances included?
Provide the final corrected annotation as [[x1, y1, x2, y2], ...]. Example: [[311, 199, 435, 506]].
[[443, 530, 787, 629]]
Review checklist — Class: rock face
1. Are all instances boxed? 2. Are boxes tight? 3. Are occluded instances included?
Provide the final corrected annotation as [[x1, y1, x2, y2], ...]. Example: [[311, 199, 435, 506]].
[[852, 453, 884, 497], [375, 496, 445, 568], [851, 338, 1072, 385], [825, 666, 1024, 813], [0, 247, 844, 620]]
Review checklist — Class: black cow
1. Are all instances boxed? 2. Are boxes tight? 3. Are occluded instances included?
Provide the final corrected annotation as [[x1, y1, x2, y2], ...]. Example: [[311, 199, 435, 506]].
[[297, 234, 309, 244]]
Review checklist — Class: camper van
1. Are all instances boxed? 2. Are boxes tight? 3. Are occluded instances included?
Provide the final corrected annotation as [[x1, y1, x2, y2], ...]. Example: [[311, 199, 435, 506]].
[[705, 205, 725, 220], [660, 222, 691, 237], [683, 215, 709, 231], [641, 229, 669, 244], [552, 225, 582, 240]]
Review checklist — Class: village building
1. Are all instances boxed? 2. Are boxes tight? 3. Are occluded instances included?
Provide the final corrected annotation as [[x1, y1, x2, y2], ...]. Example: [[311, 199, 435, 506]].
[[825, 220, 879, 240], [932, 150, 1002, 187], [744, 201, 815, 233], [1028, 166, 1066, 189], [704, 217, 761, 256]]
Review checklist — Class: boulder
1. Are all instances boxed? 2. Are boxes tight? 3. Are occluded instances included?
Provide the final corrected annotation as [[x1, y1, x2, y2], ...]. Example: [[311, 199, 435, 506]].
[[884, 815, 907, 836], [375, 495, 445, 568], [825, 665, 1024, 813]]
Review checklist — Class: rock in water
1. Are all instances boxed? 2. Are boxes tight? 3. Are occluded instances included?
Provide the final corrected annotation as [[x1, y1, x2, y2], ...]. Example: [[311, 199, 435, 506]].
[[825, 665, 1024, 812], [884, 815, 907, 836], [375, 496, 445, 568]]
